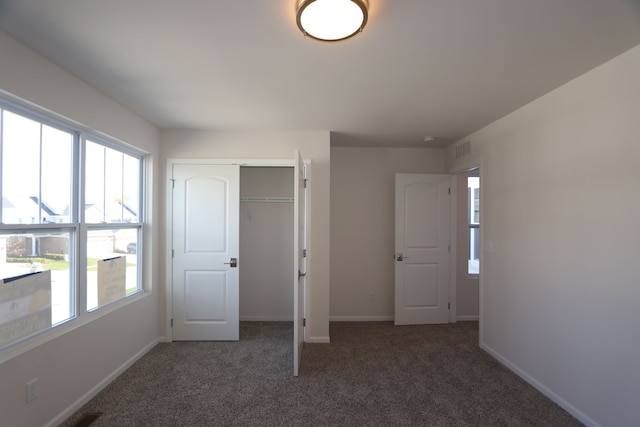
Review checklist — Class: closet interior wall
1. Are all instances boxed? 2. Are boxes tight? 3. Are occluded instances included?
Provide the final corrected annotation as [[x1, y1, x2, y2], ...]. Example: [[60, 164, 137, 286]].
[[239, 167, 294, 321]]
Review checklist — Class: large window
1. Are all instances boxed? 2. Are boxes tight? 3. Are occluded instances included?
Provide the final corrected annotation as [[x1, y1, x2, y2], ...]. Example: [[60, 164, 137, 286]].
[[0, 99, 144, 350], [84, 140, 141, 311]]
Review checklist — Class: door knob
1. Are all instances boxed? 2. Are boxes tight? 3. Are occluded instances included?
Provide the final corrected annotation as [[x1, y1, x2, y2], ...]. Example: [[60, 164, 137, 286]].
[[396, 253, 409, 261], [224, 257, 238, 268]]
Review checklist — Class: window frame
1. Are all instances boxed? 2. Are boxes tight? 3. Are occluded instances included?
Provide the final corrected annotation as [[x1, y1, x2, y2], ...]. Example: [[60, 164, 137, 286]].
[[0, 91, 146, 354], [80, 135, 144, 313]]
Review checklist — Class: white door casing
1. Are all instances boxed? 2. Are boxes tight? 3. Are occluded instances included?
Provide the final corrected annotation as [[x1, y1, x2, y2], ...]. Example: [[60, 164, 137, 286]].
[[395, 174, 452, 325], [171, 164, 240, 341], [293, 150, 306, 376]]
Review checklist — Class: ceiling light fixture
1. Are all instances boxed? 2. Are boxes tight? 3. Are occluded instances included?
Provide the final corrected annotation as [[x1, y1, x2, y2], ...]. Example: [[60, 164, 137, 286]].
[[296, 0, 369, 42]]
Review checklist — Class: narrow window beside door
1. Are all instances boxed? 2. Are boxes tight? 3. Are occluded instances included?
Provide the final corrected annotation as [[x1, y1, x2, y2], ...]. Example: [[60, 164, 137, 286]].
[[468, 173, 480, 275]]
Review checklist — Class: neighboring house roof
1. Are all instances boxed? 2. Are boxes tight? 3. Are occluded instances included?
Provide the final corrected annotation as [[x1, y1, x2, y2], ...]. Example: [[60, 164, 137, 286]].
[[2, 195, 43, 222], [2, 196, 16, 209], [29, 196, 57, 216], [3, 196, 137, 223], [119, 200, 137, 218]]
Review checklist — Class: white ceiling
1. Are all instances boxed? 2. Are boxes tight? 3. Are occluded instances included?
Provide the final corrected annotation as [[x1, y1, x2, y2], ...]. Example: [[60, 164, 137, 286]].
[[1, 0, 639, 147]]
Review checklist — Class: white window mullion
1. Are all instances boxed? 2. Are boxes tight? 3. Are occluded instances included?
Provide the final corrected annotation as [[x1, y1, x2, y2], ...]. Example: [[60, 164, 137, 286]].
[[121, 153, 125, 221], [76, 133, 87, 316], [102, 146, 107, 223], [75, 132, 83, 224], [138, 157, 145, 289], [38, 123, 44, 224]]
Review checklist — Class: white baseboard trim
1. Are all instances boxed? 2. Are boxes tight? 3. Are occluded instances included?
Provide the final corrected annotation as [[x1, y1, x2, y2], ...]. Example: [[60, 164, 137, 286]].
[[481, 342, 597, 427], [457, 315, 479, 321], [239, 316, 293, 322], [330, 316, 394, 322], [47, 338, 160, 427], [307, 336, 330, 343]]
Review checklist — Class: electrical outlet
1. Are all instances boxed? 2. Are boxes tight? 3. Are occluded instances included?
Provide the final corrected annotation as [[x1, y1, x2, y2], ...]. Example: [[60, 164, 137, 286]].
[[26, 378, 38, 403]]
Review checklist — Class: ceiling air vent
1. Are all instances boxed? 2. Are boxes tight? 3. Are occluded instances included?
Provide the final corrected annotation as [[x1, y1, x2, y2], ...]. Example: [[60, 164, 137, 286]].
[[455, 140, 471, 158], [463, 140, 471, 155]]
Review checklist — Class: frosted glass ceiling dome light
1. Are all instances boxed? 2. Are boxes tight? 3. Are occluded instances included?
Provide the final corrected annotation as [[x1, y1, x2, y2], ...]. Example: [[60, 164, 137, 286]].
[[296, 0, 369, 42]]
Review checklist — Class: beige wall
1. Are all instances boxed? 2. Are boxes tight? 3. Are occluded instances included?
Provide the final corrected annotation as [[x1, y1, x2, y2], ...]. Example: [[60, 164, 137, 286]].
[[330, 147, 447, 319], [161, 129, 331, 342], [0, 31, 162, 427], [447, 43, 640, 426], [239, 167, 294, 320]]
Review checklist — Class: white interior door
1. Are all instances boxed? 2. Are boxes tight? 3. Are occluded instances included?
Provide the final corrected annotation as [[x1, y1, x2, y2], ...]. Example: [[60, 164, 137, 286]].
[[395, 174, 451, 325], [293, 150, 306, 376], [172, 164, 240, 341]]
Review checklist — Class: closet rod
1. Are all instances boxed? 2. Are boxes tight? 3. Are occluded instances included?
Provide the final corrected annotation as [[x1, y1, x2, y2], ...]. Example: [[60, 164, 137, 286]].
[[240, 196, 294, 203]]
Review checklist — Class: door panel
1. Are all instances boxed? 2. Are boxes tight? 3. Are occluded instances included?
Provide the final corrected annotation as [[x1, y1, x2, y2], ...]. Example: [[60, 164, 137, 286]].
[[404, 183, 439, 248], [184, 176, 228, 252], [404, 264, 439, 307], [184, 271, 227, 320], [172, 164, 239, 341], [395, 174, 451, 325]]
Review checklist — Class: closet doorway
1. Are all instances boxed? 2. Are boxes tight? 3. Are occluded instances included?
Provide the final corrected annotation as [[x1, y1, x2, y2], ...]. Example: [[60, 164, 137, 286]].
[[239, 167, 294, 321], [167, 155, 308, 376]]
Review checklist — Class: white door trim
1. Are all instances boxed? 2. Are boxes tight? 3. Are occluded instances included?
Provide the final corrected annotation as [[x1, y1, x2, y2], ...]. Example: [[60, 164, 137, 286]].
[[449, 177, 457, 323], [448, 158, 484, 341]]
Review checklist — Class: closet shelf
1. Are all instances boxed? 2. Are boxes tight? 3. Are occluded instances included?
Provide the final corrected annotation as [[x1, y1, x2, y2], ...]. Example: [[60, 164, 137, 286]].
[[240, 196, 294, 203]]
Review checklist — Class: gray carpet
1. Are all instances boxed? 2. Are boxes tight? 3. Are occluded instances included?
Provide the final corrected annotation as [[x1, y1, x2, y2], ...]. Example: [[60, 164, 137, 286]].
[[61, 321, 582, 426]]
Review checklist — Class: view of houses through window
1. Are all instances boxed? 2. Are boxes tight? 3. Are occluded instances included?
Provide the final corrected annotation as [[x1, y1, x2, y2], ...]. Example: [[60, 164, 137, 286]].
[[0, 99, 143, 349]]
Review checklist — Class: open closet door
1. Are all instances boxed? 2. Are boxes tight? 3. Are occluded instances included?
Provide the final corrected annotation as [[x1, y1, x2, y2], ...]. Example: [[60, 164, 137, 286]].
[[293, 150, 306, 376]]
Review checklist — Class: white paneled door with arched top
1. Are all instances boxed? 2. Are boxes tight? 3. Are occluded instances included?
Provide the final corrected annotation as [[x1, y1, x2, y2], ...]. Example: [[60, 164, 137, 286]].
[[172, 164, 240, 341], [395, 174, 452, 325]]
